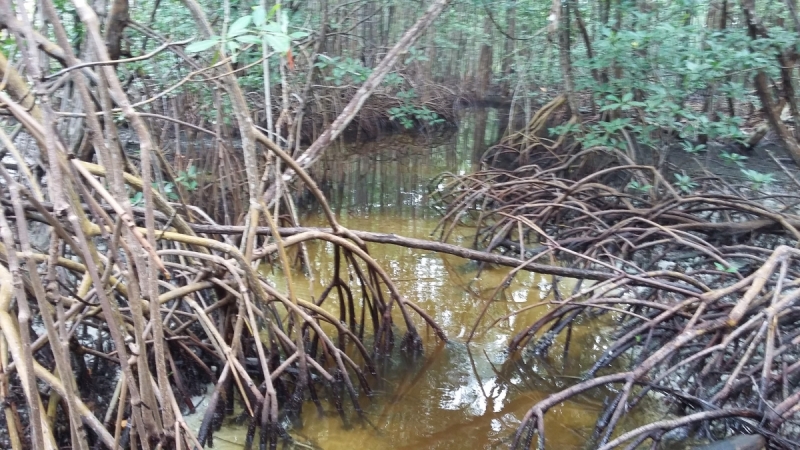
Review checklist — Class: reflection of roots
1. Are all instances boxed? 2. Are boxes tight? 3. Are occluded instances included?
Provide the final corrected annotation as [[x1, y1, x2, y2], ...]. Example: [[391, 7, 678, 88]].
[[0, 161, 444, 448], [432, 122, 800, 447]]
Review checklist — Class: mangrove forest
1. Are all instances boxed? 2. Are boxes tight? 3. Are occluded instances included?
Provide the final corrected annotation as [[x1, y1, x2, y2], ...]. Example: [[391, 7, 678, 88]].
[[1, 0, 800, 449]]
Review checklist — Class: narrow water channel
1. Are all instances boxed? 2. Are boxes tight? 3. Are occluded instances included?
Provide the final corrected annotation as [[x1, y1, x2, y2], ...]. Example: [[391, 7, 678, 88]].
[[187, 109, 661, 449]]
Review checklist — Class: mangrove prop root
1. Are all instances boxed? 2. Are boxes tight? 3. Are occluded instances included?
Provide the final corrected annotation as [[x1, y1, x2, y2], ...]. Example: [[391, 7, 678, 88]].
[[0, 2, 449, 446], [433, 131, 800, 448]]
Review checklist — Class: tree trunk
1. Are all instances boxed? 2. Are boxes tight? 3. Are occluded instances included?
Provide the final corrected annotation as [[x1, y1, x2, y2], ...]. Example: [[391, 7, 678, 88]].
[[501, 0, 516, 97], [472, 105, 489, 163], [573, 0, 597, 115], [743, 0, 800, 166], [104, 0, 129, 61], [476, 16, 493, 99], [559, 0, 580, 119], [752, 71, 800, 165], [362, 0, 375, 67]]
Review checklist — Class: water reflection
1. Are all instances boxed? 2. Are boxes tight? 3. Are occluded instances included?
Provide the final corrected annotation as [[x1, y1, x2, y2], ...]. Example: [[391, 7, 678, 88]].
[[306, 107, 505, 218], [188, 109, 654, 449]]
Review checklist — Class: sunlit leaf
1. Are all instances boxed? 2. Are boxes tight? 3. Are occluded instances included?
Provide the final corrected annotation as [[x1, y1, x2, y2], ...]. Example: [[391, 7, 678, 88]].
[[269, 4, 280, 18], [227, 15, 252, 38], [289, 31, 309, 39], [264, 33, 290, 53], [130, 192, 144, 206], [235, 35, 262, 44], [260, 22, 282, 33], [185, 38, 219, 53], [253, 6, 266, 27]]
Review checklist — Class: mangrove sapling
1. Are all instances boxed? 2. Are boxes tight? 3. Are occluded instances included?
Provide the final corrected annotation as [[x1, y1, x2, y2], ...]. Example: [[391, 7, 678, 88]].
[[720, 150, 748, 167], [740, 169, 776, 190], [674, 173, 698, 193]]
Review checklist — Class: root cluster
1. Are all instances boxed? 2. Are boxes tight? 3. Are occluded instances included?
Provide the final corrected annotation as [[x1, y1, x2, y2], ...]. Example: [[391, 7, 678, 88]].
[[0, 157, 446, 448], [431, 107, 800, 448]]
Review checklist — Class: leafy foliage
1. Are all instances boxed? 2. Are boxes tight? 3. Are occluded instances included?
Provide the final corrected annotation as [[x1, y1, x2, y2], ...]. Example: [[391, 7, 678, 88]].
[[720, 150, 748, 167], [542, 1, 781, 156], [741, 169, 776, 190], [626, 180, 652, 194], [314, 56, 372, 85], [176, 165, 200, 191], [387, 90, 445, 129], [681, 142, 706, 154], [185, 5, 305, 62], [674, 173, 697, 193]]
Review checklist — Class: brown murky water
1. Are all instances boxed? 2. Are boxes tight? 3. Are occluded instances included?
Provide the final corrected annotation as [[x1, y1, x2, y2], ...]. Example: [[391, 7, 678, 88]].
[[187, 110, 664, 449]]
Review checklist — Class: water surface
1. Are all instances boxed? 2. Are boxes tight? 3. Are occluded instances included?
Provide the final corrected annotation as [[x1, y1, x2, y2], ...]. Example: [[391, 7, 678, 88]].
[[188, 109, 660, 449]]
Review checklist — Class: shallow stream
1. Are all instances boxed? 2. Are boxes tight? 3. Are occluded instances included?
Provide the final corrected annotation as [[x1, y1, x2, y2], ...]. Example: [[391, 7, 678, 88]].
[[186, 109, 662, 449]]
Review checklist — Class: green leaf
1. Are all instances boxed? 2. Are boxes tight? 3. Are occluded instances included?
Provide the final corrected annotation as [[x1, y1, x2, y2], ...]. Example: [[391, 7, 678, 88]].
[[253, 6, 267, 27], [235, 35, 262, 44], [227, 15, 252, 38], [622, 92, 633, 102], [130, 192, 144, 206], [289, 31, 309, 39], [264, 33, 290, 53], [185, 38, 219, 53], [260, 22, 282, 33], [715, 262, 739, 273], [269, 4, 281, 18]]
